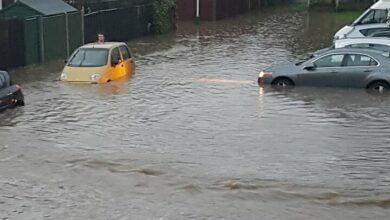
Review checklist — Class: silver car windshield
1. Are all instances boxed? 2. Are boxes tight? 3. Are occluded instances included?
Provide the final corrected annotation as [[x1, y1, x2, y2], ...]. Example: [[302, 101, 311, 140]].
[[68, 48, 109, 67]]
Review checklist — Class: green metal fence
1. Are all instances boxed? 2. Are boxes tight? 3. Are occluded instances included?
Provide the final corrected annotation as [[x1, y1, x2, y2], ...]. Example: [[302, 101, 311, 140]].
[[41, 12, 82, 63], [67, 12, 84, 56], [84, 4, 153, 43], [1, 2, 154, 69], [21, 11, 83, 66], [66, 0, 153, 12], [42, 15, 68, 62], [24, 17, 40, 66]]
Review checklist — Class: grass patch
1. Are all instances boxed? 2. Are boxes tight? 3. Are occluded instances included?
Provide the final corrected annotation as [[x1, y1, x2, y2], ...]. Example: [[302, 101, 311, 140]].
[[335, 11, 363, 23], [289, 2, 307, 12]]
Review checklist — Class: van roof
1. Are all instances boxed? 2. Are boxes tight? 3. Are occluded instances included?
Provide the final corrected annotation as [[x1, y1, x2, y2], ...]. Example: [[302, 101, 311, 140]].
[[372, 0, 390, 10]]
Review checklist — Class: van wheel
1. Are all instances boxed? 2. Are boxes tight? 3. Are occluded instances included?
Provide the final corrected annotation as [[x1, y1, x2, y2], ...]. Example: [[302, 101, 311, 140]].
[[367, 81, 390, 93]]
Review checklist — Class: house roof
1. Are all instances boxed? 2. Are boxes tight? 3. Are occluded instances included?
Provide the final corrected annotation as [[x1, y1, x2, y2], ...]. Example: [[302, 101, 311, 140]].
[[19, 0, 77, 16]]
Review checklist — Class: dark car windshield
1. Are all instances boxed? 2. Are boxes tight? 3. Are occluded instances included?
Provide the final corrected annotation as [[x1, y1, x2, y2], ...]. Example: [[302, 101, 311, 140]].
[[0, 71, 10, 89], [68, 48, 109, 67]]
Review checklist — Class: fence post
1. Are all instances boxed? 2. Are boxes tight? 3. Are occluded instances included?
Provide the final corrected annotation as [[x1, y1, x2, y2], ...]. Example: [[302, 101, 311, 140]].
[[212, 0, 217, 20], [38, 16, 45, 63], [65, 12, 70, 57], [81, 10, 85, 44], [196, 0, 200, 20]]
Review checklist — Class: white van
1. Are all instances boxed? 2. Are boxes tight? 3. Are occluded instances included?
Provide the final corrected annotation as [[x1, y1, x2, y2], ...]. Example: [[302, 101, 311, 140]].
[[334, 0, 390, 40]]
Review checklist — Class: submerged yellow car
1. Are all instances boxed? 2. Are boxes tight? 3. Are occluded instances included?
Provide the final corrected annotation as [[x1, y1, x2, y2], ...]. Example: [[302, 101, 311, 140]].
[[61, 42, 135, 83]]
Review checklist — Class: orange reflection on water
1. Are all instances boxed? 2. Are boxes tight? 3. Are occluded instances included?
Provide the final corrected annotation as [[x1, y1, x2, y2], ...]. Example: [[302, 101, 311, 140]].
[[98, 74, 133, 95]]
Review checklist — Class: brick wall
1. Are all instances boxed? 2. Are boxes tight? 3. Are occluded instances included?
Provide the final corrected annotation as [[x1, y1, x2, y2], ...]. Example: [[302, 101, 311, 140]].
[[176, 0, 287, 21]]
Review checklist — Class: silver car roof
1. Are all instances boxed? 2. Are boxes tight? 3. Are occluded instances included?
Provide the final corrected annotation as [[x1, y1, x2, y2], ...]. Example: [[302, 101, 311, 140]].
[[335, 37, 390, 48], [323, 47, 389, 55]]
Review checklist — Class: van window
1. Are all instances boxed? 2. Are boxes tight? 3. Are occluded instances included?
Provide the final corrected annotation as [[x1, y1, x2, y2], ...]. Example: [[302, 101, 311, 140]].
[[360, 27, 390, 36], [360, 9, 388, 24], [119, 45, 131, 60], [370, 31, 390, 37]]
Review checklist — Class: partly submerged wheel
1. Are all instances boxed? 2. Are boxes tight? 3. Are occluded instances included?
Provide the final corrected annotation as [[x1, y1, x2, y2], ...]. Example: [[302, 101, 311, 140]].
[[16, 100, 25, 106], [367, 81, 390, 94], [271, 77, 294, 88]]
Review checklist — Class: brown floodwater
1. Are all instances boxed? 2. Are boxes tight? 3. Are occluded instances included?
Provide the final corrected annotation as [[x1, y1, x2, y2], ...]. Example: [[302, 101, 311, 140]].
[[1, 7, 390, 219]]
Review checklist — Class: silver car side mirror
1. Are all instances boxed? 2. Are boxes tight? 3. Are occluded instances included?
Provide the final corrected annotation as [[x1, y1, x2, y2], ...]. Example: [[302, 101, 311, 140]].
[[304, 64, 316, 71]]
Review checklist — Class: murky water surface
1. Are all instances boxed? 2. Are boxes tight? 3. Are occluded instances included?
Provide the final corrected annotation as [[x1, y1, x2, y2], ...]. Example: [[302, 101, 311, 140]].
[[1, 8, 390, 219]]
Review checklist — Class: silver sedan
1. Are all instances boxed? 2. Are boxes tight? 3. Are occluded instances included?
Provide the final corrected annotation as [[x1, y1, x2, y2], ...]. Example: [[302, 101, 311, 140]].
[[258, 48, 390, 93]]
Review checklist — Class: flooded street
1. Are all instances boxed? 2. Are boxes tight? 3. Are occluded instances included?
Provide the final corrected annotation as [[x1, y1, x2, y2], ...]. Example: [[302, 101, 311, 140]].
[[1, 7, 390, 219]]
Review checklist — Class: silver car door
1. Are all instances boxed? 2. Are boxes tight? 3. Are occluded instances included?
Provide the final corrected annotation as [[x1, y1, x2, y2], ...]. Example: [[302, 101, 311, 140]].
[[296, 54, 345, 87], [336, 53, 379, 88]]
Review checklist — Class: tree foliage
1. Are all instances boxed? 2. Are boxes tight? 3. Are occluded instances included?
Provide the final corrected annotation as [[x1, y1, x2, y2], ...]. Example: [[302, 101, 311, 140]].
[[152, 0, 176, 34]]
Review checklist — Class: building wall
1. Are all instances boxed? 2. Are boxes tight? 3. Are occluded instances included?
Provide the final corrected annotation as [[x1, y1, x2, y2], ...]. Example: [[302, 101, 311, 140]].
[[307, 0, 374, 9], [200, 0, 215, 20], [176, 0, 288, 21], [177, 0, 196, 20]]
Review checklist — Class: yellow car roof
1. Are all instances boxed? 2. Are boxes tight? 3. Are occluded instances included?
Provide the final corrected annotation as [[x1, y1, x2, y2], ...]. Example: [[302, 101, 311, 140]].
[[81, 42, 127, 49]]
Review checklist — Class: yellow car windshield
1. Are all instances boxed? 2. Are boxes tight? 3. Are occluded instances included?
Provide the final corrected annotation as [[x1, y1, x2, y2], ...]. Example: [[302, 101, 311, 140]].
[[68, 48, 109, 67]]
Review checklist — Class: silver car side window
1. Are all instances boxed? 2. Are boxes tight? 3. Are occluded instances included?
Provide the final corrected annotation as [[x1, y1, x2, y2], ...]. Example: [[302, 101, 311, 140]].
[[314, 54, 344, 68], [345, 54, 378, 67]]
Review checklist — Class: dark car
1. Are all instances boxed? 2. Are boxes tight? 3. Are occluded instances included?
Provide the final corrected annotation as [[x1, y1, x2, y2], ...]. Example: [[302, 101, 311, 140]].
[[258, 48, 390, 93], [0, 70, 24, 111]]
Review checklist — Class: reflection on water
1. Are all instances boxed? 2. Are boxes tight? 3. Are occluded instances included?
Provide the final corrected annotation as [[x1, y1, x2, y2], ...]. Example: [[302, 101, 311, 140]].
[[98, 74, 133, 95], [1, 6, 390, 219]]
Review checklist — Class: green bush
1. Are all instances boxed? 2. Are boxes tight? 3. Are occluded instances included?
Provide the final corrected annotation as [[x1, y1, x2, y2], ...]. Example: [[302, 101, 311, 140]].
[[152, 0, 176, 34]]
